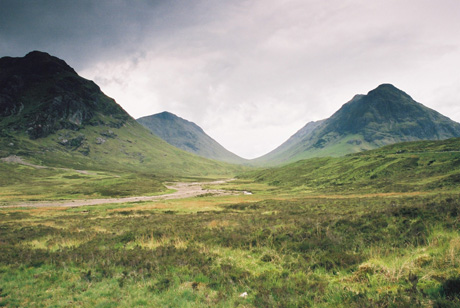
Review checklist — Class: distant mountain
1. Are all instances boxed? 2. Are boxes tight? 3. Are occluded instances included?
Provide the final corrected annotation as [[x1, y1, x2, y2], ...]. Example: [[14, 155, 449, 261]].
[[253, 84, 460, 165], [137, 112, 247, 164], [0, 51, 239, 177]]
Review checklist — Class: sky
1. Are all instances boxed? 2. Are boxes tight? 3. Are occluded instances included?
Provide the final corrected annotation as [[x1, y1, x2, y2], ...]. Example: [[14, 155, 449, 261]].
[[1, 0, 460, 159]]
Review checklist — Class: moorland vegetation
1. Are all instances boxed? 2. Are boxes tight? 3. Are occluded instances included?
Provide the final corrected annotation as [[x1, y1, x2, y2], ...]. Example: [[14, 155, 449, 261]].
[[1, 138, 460, 307]]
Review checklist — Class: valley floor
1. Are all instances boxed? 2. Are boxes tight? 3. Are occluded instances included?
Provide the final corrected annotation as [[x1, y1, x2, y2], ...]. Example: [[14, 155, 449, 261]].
[[0, 180, 238, 208], [1, 180, 460, 307]]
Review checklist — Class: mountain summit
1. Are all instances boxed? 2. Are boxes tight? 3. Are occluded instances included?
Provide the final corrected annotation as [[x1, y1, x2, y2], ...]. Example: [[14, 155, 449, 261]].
[[254, 84, 460, 165], [0, 51, 129, 139], [137, 112, 247, 164], [325, 84, 460, 142]]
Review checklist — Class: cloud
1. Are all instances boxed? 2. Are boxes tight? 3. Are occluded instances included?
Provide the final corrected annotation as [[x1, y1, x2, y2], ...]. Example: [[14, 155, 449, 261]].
[[1, 0, 460, 158]]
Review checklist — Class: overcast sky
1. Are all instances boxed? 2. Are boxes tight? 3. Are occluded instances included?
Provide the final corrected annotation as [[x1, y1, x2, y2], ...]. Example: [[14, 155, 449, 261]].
[[1, 0, 460, 158]]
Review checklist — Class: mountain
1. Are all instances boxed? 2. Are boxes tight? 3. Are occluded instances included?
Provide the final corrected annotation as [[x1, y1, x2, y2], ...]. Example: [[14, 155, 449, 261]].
[[253, 84, 460, 165], [0, 51, 239, 177], [0, 51, 130, 139], [137, 112, 247, 164]]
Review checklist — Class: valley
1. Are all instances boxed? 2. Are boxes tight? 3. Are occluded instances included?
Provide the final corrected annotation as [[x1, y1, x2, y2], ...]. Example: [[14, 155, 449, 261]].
[[2, 138, 460, 307], [1, 51, 460, 307]]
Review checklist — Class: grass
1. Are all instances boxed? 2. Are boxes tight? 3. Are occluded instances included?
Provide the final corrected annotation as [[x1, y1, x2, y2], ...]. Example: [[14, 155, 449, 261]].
[[1, 190, 460, 307], [1, 138, 460, 306], [0, 120, 244, 178], [0, 163, 169, 202], [240, 138, 460, 194]]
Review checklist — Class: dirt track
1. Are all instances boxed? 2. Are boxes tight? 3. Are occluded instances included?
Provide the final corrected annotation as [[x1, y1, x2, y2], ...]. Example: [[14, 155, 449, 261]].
[[0, 180, 235, 208]]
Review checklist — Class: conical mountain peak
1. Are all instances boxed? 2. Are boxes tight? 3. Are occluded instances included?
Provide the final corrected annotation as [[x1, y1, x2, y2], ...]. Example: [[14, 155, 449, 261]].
[[253, 84, 460, 165], [371, 83, 399, 92], [365, 83, 413, 102]]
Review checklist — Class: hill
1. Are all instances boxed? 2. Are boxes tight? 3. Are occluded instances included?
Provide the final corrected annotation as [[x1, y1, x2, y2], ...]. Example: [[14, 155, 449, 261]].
[[137, 112, 247, 164], [242, 137, 460, 193], [0, 51, 240, 179], [253, 84, 460, 165]]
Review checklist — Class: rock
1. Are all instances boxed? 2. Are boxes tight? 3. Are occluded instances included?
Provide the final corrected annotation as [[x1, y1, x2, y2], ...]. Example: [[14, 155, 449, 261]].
[[58, 134, 85, 148], [95, 137, 106, 144], [59, 138, 69, 146], [347, 139, 362, 145], [101, 130, 117, 138]]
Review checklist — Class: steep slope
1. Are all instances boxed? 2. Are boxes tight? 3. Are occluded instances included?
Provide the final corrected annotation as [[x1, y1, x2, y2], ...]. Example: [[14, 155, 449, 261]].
[[253, 84, 460, 165], [0, 51, 239, 177], [137, 112, 247, 164]]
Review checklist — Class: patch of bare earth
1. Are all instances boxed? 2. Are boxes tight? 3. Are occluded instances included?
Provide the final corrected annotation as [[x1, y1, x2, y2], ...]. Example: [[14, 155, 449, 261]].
[[0, 180, 237, 208]]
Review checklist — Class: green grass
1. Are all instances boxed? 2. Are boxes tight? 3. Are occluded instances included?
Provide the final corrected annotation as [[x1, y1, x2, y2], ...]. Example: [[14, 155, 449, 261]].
[[0, 119, 247, 202], [0, 118, 244, 179], [1, 191, 460, 307], [0, 163, 168, 202], [241, 138, 460, 194]]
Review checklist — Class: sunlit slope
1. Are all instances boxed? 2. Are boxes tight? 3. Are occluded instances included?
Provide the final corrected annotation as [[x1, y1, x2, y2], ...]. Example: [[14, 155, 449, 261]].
[[253, 84, 460, 166], [243, 137, 460, 193], [0, 51, 240, 177]]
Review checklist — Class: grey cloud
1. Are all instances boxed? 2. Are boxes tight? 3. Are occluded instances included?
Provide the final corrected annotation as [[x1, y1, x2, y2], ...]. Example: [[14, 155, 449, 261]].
[[1, 0, 460, 158], [0, 0, 207, 68]]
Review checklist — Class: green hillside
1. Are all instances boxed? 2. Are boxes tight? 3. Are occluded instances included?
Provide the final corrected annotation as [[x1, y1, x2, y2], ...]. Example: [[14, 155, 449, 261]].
[[242, 137, 460, 193], [137, 112, 247, 164], [0, 120, 239, 177], [0, 52, 242, 199], [253, 84, 460, 165]]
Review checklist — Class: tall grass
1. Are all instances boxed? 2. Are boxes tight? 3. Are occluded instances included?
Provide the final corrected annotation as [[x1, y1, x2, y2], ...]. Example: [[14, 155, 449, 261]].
[[1, 192, 460, 307]]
